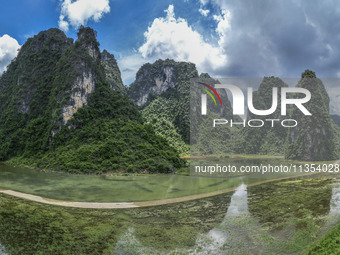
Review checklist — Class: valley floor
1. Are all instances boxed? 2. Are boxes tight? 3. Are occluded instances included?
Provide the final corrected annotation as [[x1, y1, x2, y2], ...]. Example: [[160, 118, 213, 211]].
[[1, 176, 340, 254], [1, 159, 340, 254], [0, 168, 330, 209]]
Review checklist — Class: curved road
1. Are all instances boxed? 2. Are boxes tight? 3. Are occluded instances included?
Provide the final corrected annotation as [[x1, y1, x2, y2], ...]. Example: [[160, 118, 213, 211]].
[[2, 163, 336, 209]]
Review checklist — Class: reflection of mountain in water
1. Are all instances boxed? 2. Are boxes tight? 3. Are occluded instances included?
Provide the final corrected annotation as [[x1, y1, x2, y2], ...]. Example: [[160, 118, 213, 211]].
[[115, 179, 340, 255], [0, 243, 7, 255], [224, 183, 249, 216], [114, 180, 340, 254], [193, 183, 267, 254], [197, 183, 250, 253], [330, 186, 340, 214], [320, 183, 340, 234], [312, 183, 340, 249], [114, 183, 259, 254]]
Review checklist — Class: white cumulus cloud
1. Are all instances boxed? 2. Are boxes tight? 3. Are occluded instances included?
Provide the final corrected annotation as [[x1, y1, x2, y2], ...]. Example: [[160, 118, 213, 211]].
[[118, 53, 148, 84], [199, 8, 210, 16], [138, 5, 227, 74], [0, 34, 20, 74], [58, 0, 110, 32], [200, 0, 209, 5], [213, 9, 231, 46]]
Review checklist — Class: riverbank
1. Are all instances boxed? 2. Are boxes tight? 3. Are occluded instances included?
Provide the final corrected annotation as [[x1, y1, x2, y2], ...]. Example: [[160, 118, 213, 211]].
[[1, 176, 339, 254], [0, 167, 333, 208], [3, 153, 334, 177]]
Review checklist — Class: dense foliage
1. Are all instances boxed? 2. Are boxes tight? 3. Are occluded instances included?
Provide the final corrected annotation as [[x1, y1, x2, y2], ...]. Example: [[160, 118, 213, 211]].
[[142, 97, 190, 154], [0, 28, 72, 160], [0, 25, 338, 173], [236, 77, 288, 155], [101, 49, 126, 93], [0, 27, 183, 173], [11, 82, 183, 173], [285, 70, 338, 161], [307, 219, 340, 254], [133, 66, 340, 160], [128, 59, 199, 154]]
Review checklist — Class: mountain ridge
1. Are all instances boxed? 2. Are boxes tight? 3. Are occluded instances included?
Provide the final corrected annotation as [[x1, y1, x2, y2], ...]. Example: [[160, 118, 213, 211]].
[[0, 26, 184, 173], [1, 26, 339, 169]]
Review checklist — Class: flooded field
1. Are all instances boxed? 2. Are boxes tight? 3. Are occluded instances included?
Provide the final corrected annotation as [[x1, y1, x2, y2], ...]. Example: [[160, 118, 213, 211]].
[[0, 160, 339, 254], [0, 159, 317, 202], [114, 178, 340, 254]]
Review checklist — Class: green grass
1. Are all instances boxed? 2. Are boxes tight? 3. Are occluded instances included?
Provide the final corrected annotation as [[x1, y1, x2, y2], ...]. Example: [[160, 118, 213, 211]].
[[228, 153, 284, 159], [306, 221, 340, 254], [0, 191, 231, 255], [0, 176, 338, 254], [181, 153, 285, 159]]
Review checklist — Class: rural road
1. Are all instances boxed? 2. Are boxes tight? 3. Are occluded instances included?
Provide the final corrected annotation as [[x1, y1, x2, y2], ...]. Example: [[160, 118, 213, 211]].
[[1, 160, 339, 209]]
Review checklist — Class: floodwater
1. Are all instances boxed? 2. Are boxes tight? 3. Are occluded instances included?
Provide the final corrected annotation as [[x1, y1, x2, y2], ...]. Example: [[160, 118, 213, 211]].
[[115, 178, 340, 254], [0, 243, 7, 255], [0, 159, 308, 202], [1, 160, 340, 254]]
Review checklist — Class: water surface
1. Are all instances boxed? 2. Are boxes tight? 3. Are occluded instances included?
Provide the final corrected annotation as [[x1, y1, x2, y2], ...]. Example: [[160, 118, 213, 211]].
[[1, 163, 243, 202], [0, 159, 326, 202]]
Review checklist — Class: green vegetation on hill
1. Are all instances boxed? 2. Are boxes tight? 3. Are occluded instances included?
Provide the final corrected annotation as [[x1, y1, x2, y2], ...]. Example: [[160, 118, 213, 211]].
[[238, 77, 289, 155], [285, 70, 338, 161], [11, 82, 183, 173], [0, 28, 72, 159], [101, 49, 126, 93], [0, 27, 183, 173], [142, 97, 190, 154], [132, 67, 340, 159], [0, 25, 338, 171], [331, 114, 340, 127], [189, 77, 241, 155], [128, 59, 199, 154], [128, 61, 241, 156]]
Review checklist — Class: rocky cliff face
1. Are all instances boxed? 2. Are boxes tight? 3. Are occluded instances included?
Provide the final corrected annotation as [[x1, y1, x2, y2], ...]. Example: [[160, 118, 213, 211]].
[[61, 71, 95, 124], [0, 27, 183, 173], [50, 27, 125, 130], [58, 26, 100, 126], [285, 70, 337, 161], [128, 59, 198, 152], [101, 49, 126, 93], [0, 27, 105, 156], [0, 26, 183, 173], [0, 26, 122, 132], [128, 60, 235, 154], [129, 60, 178, 106], [76, 26, 100, 60]]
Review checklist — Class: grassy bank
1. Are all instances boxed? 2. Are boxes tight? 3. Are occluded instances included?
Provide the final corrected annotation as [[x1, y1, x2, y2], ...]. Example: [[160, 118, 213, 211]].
[[306, 222, 340, 254], [0, 177, 338, 254], [0, 192, 231, 255]]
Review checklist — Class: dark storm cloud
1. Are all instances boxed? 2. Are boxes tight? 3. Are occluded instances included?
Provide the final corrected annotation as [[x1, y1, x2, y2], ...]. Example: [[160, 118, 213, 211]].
[[212, 0, 340, 78]]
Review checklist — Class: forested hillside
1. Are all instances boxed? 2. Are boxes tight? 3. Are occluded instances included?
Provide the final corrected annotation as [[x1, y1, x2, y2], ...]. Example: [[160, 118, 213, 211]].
[[0, 26, 338, 172], [0, 27, 183, 173]]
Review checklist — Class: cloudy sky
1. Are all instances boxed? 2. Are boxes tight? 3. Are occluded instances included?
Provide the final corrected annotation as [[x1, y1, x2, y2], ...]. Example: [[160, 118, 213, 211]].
[[1, 0, 340, 112]]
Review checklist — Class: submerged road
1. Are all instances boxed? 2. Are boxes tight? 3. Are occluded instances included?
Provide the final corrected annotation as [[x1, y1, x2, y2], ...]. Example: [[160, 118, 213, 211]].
[[2, 161, 338, 209]]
